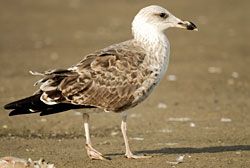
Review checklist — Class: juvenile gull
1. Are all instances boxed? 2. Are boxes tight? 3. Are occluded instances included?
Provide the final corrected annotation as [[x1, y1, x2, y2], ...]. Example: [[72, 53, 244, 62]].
[[4, 5, 197, 160]]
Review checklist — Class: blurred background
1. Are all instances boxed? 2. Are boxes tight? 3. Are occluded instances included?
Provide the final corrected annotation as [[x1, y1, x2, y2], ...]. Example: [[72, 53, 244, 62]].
[[0, 0, 249, 167]]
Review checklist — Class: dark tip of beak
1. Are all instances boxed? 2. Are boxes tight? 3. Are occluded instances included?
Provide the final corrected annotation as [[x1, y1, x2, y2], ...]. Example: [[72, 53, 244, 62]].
[[186, 21, 197, 31], [178, 21, 198, 31]]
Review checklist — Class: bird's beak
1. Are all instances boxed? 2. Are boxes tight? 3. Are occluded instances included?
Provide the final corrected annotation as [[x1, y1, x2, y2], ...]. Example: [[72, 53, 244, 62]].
[[177, 20, 198, 31], [168, 15, 198, 31]]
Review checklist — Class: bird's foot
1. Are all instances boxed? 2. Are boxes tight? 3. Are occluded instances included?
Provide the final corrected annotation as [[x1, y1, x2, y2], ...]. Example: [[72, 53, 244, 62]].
[[125, 151, 151, 159], [85, 144, 107, 160]]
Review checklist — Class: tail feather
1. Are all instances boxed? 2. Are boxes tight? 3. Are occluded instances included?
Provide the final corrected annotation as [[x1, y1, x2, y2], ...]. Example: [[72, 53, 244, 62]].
[[4, 94, 94, 116]]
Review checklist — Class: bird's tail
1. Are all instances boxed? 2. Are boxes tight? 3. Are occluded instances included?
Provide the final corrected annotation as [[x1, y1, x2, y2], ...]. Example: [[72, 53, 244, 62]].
[[4, 94, 92, 116]]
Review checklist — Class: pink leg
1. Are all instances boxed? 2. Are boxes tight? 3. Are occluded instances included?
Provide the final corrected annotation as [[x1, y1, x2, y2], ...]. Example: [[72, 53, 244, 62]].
[[82, 113, 107, 160], [121, 112, 151, 159]]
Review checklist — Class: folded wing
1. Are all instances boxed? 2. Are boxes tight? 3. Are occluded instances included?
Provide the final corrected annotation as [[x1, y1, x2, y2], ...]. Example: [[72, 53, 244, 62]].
[[38, 41, 148, 112]]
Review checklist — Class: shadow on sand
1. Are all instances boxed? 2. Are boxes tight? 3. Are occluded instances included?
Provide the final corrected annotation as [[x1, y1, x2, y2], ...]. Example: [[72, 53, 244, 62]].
[[106, 145, 250, 157]]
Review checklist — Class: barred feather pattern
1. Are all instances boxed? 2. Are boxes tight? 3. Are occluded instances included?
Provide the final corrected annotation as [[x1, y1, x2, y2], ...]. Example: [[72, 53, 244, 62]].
[[32, 40, 164, 112]]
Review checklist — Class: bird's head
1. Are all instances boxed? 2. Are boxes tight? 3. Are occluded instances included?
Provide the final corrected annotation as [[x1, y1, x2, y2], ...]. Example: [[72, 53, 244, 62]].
[[132, 5, 198, 37]]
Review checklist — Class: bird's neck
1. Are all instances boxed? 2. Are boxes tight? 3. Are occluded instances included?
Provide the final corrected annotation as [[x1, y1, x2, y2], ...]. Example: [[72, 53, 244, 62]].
[[132, 25, 170, 75], [132, 23, 168, 47]]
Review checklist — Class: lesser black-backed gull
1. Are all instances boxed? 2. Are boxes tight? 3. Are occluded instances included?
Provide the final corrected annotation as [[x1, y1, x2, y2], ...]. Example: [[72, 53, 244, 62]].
[[4, 5, 197, 160]]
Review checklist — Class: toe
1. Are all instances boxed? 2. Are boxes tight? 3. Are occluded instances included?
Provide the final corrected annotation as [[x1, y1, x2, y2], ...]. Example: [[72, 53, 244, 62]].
[[85, 144, 109, 160]]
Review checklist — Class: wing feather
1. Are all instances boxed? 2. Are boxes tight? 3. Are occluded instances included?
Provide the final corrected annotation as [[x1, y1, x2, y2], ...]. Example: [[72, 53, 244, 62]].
[[36, 41, 149, 112]]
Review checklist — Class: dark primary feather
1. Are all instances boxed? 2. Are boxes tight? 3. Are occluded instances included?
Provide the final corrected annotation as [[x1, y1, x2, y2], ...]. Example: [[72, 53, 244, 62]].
[[4, 94, 94, 116], [4, 94, 42, 110]]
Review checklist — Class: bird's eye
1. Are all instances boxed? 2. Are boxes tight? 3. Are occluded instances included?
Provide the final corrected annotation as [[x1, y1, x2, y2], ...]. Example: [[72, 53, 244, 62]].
[[159, 13, 169, 19]]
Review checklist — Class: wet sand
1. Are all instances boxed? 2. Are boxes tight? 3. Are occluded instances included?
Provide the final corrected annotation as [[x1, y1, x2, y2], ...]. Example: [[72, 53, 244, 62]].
[[0, 0, 250, 167]]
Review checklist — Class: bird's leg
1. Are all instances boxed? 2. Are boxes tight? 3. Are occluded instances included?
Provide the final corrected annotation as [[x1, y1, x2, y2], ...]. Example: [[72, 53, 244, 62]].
[[82, 113, 106, 160], [121, 112, 151, 159]]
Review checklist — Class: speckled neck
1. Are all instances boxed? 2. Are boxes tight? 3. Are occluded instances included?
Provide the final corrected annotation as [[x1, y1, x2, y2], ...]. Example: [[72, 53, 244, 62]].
[[132, 25, 170, 82]]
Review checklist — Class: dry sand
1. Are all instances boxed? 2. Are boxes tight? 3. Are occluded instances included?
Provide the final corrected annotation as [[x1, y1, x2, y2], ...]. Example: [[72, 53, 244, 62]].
[[0, 0, 250, 167]]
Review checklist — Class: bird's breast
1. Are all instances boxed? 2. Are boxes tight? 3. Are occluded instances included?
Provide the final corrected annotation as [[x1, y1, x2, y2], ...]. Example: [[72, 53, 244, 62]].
[[132, 43, 170, 105]]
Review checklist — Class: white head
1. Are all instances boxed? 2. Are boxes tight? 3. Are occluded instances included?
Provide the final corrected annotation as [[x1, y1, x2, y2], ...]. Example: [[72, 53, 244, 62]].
[[132, 5, 197, 41]]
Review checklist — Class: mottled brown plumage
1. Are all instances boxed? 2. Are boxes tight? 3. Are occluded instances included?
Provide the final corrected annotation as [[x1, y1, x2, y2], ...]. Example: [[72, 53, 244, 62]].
[[35, 40, 151, 112]]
